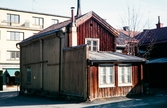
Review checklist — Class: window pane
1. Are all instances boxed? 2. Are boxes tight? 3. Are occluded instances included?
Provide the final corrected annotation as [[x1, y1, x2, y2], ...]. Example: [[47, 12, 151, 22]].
[[106, 67, 113, 83], [40, 18, 43, 25], [118, 66, 123, 83], [85, 38, 99, 51], [118, 65, 132, 85], [93, 47, 97, 51], [7, 14, 10, 22], [11, 32, 15, 40], [27, 66, 31, 83], [20, 33, 23, 40], [11, 52, 15, 59], [15, 32, 20, 40], [16, 51, 20, 60], [100, 66, 106, 84], [99, 65, 114, 88], [87, 40, 91, 45], [14, 15, 19, 23], [93, 41, 97, 46], [35, 18, 39, 25], [11, 15, 15, 22]]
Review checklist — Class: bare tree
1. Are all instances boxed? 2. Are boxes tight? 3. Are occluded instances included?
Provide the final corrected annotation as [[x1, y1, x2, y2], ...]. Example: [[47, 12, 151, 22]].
[[117, 4, 156, 58]]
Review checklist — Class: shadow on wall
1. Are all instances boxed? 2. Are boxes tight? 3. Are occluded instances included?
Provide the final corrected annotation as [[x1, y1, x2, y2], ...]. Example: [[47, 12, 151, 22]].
[[126, 79, 144, 98]]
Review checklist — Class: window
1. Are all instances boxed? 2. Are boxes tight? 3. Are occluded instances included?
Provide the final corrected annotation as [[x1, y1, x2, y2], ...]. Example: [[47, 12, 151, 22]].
[[27, 66, 31, 83], [7, 31, 24, 41], [118, 64, 132, 86], [99, 64, 115, 88], [51, 19, 59, 24], [6, 51, 20, 60], [7, 14, 20, 23], [85, 38, 99, 51], [32, 17, 44, 28]]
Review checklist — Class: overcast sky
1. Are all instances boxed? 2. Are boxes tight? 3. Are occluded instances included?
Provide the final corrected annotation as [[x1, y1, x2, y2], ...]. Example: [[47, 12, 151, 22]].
[[1, 0, 167, 30]]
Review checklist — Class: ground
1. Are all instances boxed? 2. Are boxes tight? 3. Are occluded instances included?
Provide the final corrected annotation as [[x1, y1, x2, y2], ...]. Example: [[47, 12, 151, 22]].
[[0, 87, 167, 108]]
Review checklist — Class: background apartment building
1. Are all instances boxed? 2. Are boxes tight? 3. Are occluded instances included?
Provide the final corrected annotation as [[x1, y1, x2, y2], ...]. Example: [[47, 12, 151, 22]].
[[0, 7, 70, 88]]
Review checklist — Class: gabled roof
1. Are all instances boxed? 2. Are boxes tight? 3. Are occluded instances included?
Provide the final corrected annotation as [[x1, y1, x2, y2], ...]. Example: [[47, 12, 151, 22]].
[[76, 11, 119, 36], [18, 11, 119, 45], [135, 27, 167, 46], [89, 51, 146, 62]]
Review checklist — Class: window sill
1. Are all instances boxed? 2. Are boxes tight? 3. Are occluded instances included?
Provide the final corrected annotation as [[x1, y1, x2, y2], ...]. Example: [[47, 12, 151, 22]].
[[99, 84, 115, 88], [118, 83, 132, 87], [7, 59, 19, 61]]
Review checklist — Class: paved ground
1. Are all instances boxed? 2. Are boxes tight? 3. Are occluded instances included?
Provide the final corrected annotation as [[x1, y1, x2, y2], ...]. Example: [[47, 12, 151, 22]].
[[0, 87, 167, 108]]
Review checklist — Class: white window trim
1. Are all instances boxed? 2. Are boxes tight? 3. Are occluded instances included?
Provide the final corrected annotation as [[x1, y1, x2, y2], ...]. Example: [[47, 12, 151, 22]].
[[7, 31, 24, 41], [6, 51, 20, 60], [118, 64, 132, 87], [85, 38, 100, 51], [98, 64, 115, 88]]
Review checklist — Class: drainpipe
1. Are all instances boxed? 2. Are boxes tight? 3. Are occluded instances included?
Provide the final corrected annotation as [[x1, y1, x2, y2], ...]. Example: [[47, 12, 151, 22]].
[[39, 39, 43, 90], [16, 43, 21, 94], [56, 28, 66, 96]]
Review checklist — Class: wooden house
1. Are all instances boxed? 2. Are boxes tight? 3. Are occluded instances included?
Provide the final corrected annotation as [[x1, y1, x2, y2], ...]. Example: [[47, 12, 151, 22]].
[[17, 5, 146, 101], [116, 27, 139, 55], [135, 16, 167, 88]]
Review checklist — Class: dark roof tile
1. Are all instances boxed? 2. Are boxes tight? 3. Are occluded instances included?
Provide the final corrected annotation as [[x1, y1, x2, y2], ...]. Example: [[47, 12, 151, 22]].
[[135, 27, 167, 46]]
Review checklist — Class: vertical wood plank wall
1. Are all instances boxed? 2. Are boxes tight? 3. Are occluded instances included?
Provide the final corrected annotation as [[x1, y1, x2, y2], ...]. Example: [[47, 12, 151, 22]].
[[43, 37, 60, 92], [21, 36, 60, 93], [21, 41, 41, 90], [62, 45, 87, 100], [88, 63, 143, 100], [77, 18, 115, 51]]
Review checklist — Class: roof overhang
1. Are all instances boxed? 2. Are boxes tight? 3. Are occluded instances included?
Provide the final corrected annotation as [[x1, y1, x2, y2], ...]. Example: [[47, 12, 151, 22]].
[[146, 58, 167, 64]]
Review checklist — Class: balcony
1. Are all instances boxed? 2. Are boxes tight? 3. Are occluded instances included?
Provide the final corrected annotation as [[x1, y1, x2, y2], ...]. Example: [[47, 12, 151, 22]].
[[0, 20, 42, 31]]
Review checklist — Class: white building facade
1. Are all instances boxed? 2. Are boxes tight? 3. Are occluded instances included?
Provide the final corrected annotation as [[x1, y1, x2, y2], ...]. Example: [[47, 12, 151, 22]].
[[0, 7, 70, 88]]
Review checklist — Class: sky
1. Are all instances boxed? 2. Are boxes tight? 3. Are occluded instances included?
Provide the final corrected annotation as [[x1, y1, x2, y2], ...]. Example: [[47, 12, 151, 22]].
[[1, 0, 167, 30]]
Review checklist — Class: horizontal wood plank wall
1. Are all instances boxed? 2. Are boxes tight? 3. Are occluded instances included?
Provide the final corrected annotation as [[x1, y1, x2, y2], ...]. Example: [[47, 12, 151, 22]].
[[88, 63, 143, 100], [77, 18, 115, 51], [21, 41, 41, 90], [62, 46, 87, 100]]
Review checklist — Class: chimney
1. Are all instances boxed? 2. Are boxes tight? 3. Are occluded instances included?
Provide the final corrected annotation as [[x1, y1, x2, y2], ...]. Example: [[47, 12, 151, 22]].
[[71, 7, 75, 26], [156, 16, 163, 29], [69, 7, 77, 47], [123, 26, 129, 31], [76, 0, 81, 17]]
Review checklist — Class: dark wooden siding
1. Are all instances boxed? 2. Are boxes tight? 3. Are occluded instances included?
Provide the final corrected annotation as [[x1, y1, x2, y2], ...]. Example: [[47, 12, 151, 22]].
[[88, 63, 143, 100], [77, 18, 116, 51]]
